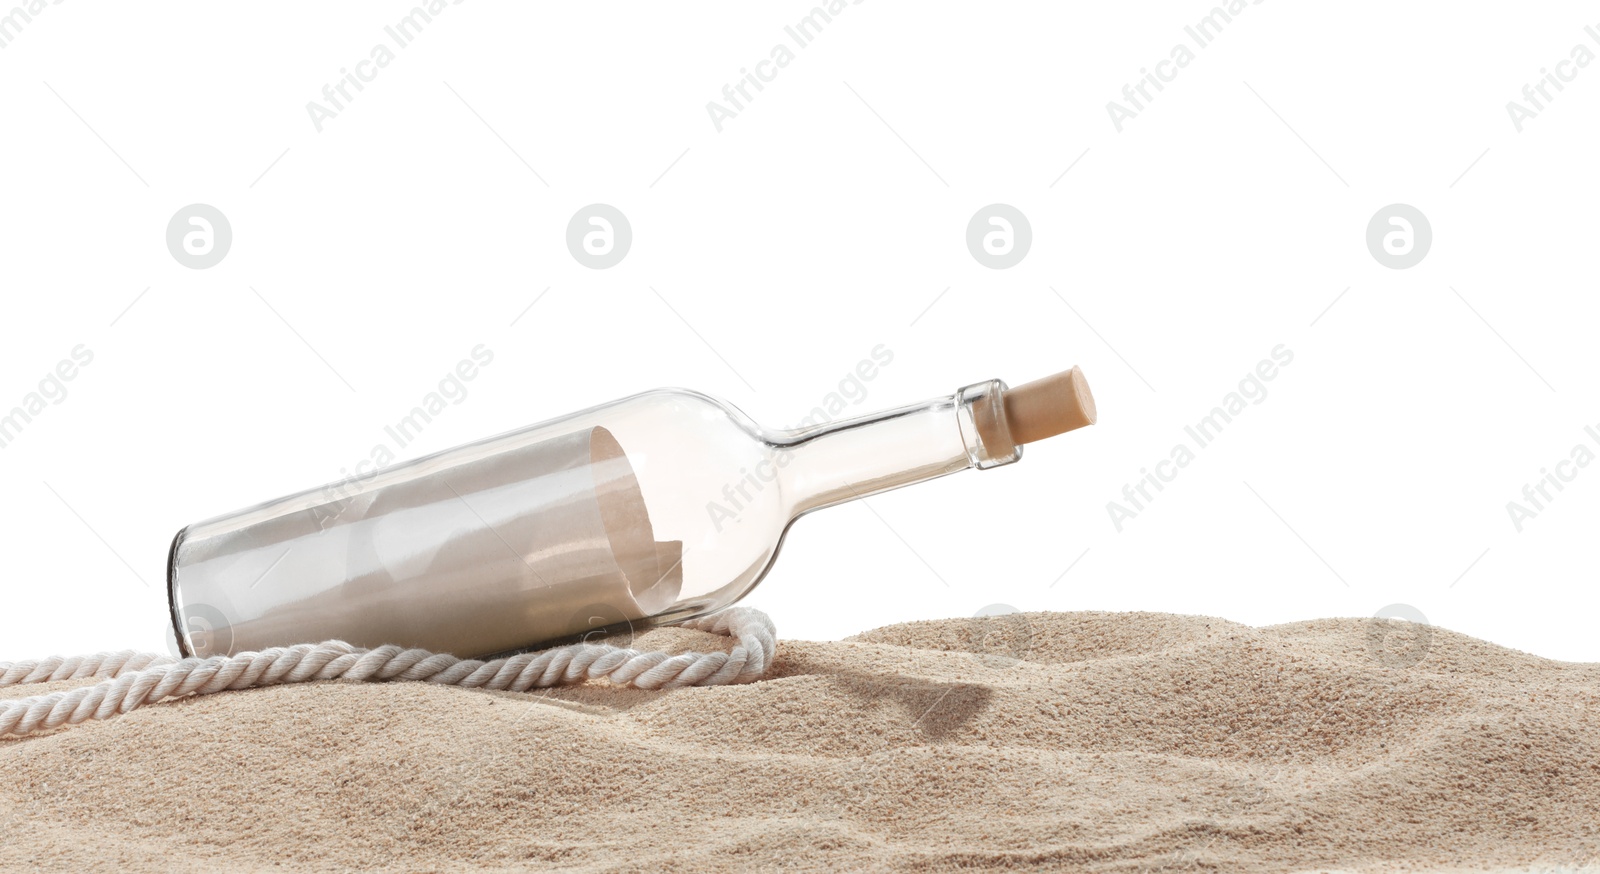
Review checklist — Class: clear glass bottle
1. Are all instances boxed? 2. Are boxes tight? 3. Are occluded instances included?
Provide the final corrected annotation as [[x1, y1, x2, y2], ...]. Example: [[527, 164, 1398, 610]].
[[168, 367, 1096, 659]]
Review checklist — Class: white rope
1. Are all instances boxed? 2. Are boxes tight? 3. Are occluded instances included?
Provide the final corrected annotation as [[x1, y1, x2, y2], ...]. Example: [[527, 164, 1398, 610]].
[[0, 607, 776, 737]]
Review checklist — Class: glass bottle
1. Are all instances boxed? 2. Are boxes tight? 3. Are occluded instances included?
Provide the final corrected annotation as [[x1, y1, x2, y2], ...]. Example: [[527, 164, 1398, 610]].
[[168, 367, 1096, 659]]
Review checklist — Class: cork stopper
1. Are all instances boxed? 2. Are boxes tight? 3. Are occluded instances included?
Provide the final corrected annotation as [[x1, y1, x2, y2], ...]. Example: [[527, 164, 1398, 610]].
[[1001, 366, 1096, 445]]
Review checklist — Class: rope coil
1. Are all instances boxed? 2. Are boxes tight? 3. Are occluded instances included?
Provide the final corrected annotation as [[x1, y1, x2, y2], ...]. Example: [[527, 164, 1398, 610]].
[[0, 607, 776, 737]]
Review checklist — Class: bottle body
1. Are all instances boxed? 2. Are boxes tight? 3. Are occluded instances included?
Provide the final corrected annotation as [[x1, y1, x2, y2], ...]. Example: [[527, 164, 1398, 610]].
[[169, 381, 1020, 659]]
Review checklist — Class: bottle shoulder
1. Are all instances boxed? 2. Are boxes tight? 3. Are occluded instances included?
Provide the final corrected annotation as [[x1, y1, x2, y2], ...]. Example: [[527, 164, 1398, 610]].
[[619, 387, 767, 438]]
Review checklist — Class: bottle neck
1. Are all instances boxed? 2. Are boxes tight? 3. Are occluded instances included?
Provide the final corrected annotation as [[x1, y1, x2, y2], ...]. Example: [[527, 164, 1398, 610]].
[[772, 380, 1020, 518]]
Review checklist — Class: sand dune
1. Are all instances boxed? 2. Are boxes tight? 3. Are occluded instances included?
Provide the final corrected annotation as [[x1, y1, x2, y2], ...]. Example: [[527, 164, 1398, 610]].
[[3, 611, 1598, 872]]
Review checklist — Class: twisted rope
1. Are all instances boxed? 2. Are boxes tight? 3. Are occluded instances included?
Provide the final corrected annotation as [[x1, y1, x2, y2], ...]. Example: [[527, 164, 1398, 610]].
[[0, 607, 776, 737]]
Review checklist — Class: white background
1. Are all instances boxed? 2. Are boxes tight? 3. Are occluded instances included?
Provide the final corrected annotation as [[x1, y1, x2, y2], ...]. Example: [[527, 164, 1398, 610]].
[[2, 2, 1597, 661]]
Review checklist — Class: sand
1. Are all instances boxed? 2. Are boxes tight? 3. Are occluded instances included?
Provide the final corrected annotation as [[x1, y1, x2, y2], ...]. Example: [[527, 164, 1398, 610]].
[[2, 611, 1599, 873]]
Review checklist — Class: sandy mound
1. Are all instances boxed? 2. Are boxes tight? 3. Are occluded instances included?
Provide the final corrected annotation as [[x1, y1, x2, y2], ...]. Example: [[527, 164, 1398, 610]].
[[3, 612, 1598, 872]]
